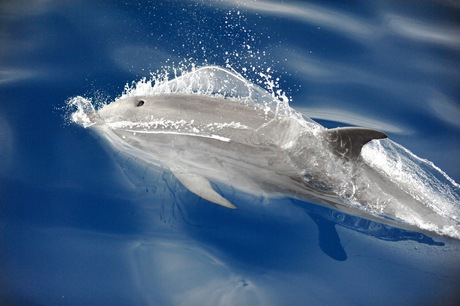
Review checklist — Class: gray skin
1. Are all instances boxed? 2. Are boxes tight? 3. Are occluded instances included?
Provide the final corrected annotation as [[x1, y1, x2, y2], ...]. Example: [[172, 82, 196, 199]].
[[79, 93, 458, 234]]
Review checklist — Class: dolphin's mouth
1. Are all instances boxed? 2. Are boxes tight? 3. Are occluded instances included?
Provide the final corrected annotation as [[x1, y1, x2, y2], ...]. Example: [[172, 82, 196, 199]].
[[68, 96, 103, 128]]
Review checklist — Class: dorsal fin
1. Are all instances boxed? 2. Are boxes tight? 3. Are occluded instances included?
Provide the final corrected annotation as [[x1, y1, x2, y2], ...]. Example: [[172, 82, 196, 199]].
[[325, 127, 387, 160]]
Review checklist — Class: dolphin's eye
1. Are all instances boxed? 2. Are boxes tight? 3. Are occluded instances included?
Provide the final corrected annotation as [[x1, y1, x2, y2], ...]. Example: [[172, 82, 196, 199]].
[[136, 100, 145, 107]]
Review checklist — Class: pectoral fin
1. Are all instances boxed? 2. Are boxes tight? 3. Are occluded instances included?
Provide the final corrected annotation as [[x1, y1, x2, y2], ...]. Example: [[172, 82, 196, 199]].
[[171, 168, 237, 209], [325, 127, 387, 160]]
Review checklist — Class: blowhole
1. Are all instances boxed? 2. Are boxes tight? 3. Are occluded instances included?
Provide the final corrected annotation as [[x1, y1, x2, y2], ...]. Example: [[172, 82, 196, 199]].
[[137, 100, 145, 107]]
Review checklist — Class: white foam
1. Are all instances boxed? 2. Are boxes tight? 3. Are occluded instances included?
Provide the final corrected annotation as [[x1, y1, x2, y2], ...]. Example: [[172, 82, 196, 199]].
[[362, 139, 460, 237], [67, 96, 97, 128]]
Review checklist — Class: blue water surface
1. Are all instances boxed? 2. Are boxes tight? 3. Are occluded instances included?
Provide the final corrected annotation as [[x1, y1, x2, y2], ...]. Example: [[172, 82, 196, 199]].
[[1, 0, 460, 305]]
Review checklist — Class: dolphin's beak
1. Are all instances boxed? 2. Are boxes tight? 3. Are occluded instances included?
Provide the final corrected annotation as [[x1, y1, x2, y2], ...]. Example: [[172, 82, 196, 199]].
[[85, 111, 101, 122], [70, 96, 103, 128]]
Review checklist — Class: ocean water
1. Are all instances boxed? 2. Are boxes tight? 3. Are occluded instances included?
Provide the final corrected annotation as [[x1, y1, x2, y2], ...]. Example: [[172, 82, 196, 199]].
[[1, 1, 460, 305]]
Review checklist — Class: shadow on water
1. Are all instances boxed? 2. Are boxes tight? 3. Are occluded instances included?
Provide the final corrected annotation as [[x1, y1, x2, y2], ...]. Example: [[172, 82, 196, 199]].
[[302, 201, 445, 262], [167, 177, 446, 265]]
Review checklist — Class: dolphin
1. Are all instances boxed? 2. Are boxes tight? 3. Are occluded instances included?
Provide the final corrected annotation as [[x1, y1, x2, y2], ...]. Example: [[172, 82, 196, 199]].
[[69, 66, 460, 237], [74, 92, 384, 209]]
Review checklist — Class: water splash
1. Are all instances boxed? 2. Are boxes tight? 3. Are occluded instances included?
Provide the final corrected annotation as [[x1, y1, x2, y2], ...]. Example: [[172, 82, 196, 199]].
[[362, 139, 460, 237], [120, 65, 292, 119], [67, 96, 98, 128]]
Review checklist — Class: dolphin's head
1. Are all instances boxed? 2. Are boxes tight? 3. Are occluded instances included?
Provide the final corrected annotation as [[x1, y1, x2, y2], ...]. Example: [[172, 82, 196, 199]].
[[98, 96, 150, 123]]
